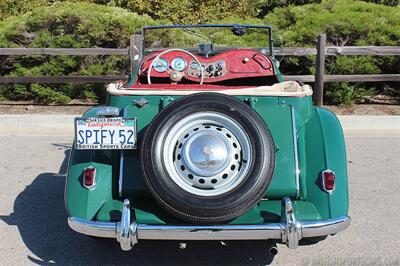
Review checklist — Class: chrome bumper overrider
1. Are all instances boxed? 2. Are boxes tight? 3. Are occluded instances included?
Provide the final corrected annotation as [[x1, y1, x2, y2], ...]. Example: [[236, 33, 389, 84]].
[[67, 198, 351, 251]]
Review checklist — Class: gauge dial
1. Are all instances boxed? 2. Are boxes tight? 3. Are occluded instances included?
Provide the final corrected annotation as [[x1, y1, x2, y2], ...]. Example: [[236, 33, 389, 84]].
[[153, 58, 169, 73], [190, 61, 199, 70], [171, 57, 187, 72]]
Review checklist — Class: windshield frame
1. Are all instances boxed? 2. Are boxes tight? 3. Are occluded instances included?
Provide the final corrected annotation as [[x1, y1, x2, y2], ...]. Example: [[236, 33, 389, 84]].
[[141, 24, 274, 58]]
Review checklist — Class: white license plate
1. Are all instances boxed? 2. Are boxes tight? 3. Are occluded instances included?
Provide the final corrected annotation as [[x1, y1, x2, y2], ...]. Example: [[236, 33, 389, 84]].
[[75, 117, 136, 149]]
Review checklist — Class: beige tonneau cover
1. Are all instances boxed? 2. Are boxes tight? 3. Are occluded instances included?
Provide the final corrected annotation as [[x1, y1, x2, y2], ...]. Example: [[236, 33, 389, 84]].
[[107, 81, 313, 97]]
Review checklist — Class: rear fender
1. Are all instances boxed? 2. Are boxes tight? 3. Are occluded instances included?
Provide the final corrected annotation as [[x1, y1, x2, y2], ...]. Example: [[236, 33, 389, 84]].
[[304, 108, 349, 220], [65, 106, 120, 219]]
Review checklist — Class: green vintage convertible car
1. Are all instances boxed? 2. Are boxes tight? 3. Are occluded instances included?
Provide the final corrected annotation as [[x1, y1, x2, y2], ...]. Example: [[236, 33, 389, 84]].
[[66, 24, 350, 251]]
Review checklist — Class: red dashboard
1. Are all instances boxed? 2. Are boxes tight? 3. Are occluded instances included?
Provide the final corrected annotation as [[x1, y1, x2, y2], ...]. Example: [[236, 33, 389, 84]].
[[135, 49, 276, 85]]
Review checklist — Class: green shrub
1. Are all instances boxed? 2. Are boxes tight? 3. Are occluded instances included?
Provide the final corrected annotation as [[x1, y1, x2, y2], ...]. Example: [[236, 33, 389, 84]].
[[257, 0, 322, 17], [0, 2, 155, 104], [361, 0, 399, 6], [0, 0, 48, 20], [114, 0, 260, 23], [265, 0, 400, 105], [74, 0, 324, 21], [325, 83, 377, 106], [30, 84, 71, 104], [266, 0, 400, 47]]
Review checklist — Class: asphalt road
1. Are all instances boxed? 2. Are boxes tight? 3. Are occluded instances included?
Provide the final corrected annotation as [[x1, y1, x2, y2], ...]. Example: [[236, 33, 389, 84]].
[[0, 134, 399, 266]]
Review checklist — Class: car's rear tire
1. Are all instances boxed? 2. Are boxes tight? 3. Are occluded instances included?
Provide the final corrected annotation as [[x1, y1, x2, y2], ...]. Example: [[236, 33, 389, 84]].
[[140, 93, 275, 224]]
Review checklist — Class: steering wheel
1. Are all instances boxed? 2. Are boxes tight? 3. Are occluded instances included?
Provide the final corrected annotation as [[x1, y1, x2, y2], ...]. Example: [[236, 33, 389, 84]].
[[147, 48, 205, 85]]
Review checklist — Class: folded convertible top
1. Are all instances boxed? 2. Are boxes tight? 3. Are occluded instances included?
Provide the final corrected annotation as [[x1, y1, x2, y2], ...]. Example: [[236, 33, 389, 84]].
[[107, 81, 313, 97]]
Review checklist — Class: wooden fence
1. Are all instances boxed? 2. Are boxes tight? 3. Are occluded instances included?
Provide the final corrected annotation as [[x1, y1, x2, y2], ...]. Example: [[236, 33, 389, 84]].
[[0, 34, 399, 106]]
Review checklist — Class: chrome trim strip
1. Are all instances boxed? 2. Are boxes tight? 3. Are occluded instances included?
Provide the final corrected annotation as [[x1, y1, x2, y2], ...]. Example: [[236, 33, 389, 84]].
[[118, 107, 128, 197], [118, 150, 124, 197], [67, 198, 351, 251], [137, 223, 283, 240], [291, 107, 300, 197]]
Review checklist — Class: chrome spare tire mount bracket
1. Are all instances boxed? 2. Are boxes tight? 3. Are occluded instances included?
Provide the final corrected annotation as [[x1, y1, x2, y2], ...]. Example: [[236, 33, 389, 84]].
[[281, 197, 301, 249], [116, 199, 137, 251]]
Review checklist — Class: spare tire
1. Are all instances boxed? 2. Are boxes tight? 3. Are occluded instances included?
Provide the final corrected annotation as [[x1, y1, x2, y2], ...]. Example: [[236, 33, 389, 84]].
[[140, 93, 275, 223]]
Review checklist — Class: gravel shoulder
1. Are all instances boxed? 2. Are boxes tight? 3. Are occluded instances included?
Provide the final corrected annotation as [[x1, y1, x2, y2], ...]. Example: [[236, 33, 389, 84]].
[[0, 103, 92, 115], [325, 104, 399, 115]]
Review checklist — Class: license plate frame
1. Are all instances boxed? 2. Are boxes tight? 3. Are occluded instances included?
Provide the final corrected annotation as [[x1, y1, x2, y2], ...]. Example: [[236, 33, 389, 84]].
[[74, 117, 137, 150]]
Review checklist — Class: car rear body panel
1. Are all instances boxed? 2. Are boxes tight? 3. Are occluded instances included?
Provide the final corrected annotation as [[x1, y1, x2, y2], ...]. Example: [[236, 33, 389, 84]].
[[66, 93, 348, 224], [111, 95, 299, 199]]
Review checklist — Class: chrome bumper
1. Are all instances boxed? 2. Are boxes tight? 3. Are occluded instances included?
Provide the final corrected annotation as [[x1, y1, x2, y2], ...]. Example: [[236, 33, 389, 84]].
[[68, 197, 351, 251]]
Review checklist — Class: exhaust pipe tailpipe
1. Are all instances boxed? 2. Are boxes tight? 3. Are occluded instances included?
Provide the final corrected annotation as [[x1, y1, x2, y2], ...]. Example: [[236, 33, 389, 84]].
[[269, 246, 278, 256]]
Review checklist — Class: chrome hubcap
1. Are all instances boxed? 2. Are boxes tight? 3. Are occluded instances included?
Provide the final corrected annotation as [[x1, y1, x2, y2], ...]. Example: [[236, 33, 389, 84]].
[[163, 112, 252, 197], [182, 130, 232, 177]]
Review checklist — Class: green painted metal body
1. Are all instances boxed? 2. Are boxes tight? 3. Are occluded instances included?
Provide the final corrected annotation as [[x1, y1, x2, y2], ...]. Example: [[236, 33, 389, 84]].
[[65, 93, 349, 225]]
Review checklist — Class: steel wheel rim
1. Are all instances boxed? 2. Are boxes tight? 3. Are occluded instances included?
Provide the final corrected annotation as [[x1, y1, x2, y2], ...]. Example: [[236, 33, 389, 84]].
[[163, 112, 252, 196]]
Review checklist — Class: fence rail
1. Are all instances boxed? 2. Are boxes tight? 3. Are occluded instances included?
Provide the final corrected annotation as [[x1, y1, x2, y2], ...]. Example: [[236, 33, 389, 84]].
[[2, 74, 398, 84], [274, 46, 400, 56], [0, 48, 129, 56], [0, 75, 128, 84], [282, 74, 400, 83], [1, 34, 399, 106], [2, 46, 400, 56]]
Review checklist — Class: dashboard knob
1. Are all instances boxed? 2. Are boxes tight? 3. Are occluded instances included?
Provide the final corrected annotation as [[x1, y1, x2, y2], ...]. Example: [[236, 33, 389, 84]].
[[207, 65, 214, 72]]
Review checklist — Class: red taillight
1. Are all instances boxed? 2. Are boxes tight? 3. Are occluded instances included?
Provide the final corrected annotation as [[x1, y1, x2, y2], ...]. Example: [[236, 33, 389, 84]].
[[83, 167, 96, 188], [321, 170, 335, 193]]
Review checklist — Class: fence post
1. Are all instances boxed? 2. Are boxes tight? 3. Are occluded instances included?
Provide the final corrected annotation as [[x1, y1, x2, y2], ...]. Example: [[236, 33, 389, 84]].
[[314, 34, 326, 106], [129, 34, 143, 75]]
